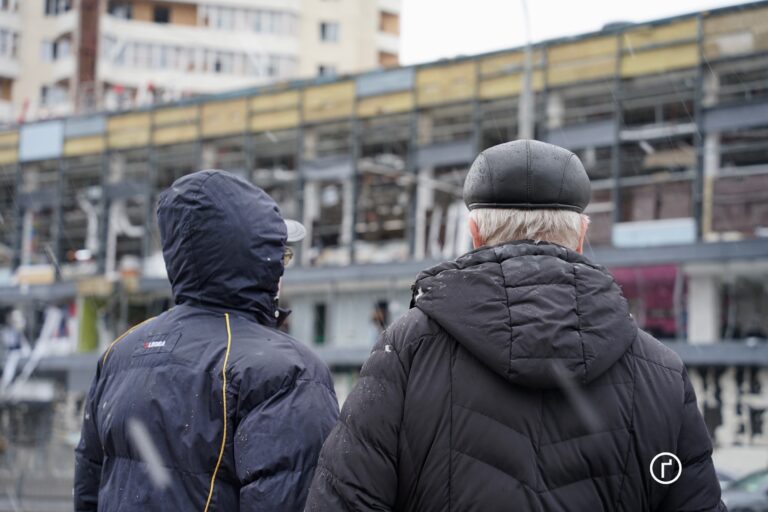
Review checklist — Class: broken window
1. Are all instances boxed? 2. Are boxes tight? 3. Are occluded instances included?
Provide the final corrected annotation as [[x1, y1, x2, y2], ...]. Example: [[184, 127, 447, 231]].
[[355, 114, 410, 264], [620, 181, 693, 222], [417, 164, 471, 260], [558, 80, 615, 125], [480, 98, 518, 150], [583, 186, 613, 247], [60, 155, 101, 273], [251, 129, 299, 221], [622, 70, 696, 127], [201, 135, 247, 172], [710, 55, 768, 106], [418, 103, 473, 145], [312, 121, 352, 159], [19, 160, 58, 267], [720, 127, 768, 168], [0, 164, 15, 269], [722, 276, 768, 340], [574, 145, 613, 181], [303, 178, 350, 266], [620, 135, 696, 177], [107, 150, 149, 270], [711, 171, 768, 239]]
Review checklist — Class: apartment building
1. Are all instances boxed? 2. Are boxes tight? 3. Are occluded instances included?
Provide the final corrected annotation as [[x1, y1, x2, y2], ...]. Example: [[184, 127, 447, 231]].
[[0, 0, 401, 123]]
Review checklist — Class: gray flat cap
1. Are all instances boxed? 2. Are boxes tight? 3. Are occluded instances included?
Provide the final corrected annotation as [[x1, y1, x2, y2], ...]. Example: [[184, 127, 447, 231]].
[[463, 139, 591, 213]]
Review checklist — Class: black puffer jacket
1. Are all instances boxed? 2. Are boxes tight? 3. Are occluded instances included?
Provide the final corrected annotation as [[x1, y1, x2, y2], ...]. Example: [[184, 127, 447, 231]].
[[306, 241, 724, 511], [74, 171, 339, 511]]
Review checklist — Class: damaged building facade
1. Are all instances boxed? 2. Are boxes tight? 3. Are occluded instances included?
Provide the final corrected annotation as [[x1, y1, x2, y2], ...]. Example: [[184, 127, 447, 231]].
[[1, 1, 768, 477]]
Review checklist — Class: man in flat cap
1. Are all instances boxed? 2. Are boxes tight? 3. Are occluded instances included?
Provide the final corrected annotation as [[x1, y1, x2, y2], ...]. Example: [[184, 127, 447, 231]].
[[306, 140, 724, 511]]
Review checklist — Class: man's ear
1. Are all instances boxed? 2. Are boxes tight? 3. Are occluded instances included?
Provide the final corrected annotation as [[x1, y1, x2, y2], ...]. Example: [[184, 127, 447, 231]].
[[576, 215, 590, 254], [469, 217, 484, 249]]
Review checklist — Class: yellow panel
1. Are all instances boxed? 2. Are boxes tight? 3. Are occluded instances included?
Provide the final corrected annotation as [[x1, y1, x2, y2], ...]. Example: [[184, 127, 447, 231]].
[[153, 125, 198, 146], [109, 131, 150, 149], [704, 7, 768, 35], [480, 50, 546, 76], [250, 110, 300, 132], [108, 112, 151, 133], [201, 98, 248, 138], [549, 36, 618, 65], [621, 43, 699, 77], [302, 81, 355, 123], [0, 148, 17, 165], [153, 105, 198, 126], [703, 8, 768, 58], [481, 52, 522, 76], [623, 18, 698, 50], [479, 70, 544, 100], [64, 135, 104, 156], [250, 90, 300, 112], [357, 91, 414, 117], [416, 61, 477, 107], [548, 57, 616, 86], [0, 130, 19, 147]]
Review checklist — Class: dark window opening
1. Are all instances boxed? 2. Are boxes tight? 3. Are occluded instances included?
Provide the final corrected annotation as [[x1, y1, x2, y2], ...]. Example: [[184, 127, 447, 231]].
[[372, 300, 389, 332], [154, 6, 170, 23], [44, 0, 71, 15], [108, 2, 132, 18], [313, 303, 327, 345]]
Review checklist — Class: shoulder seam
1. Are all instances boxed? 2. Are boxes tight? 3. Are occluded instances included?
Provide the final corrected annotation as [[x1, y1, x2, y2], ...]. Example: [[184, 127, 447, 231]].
[[628, 352, 683, 374]]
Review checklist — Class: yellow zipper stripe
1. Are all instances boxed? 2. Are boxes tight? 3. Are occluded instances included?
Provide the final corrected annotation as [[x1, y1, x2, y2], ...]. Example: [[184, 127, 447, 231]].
[[203, 312, 233, 512]]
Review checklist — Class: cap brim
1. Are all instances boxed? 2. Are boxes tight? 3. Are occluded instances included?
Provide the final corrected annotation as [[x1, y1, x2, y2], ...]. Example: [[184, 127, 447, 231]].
[[284, 219, 306, 243]]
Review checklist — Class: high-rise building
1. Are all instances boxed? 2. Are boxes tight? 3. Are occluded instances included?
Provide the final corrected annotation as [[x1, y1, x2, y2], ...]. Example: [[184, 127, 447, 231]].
[[0, 0, 401, 123]]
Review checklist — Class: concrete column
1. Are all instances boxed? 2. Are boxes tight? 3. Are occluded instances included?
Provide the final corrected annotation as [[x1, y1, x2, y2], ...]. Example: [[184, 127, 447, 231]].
[[340, 177, 354, 247], [200, 143, 216, 170], [414, 166, 433, 260], [301, 181, 318, 266], [703, 133, 720, 177], [687, 273, 722, 344], [546, 92, 564, 130], [701, 133, 720, 238]]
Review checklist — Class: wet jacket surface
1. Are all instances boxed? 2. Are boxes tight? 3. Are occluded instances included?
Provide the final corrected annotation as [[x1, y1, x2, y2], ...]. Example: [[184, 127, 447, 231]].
[[74, 171, 339, 511], [306, 241, 725, 512]]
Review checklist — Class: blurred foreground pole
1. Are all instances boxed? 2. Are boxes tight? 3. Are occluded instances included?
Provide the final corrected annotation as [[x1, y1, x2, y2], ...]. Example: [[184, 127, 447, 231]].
[[518, 0, 535, 139]]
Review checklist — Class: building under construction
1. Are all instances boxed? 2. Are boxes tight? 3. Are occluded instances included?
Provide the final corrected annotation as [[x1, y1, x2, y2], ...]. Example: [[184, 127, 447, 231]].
[[1, 2, 768, 498]]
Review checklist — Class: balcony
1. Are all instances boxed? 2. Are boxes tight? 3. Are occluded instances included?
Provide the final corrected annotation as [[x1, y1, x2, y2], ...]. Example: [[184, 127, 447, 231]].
[[97, 59, 270, 95], [0, 54, 19, 79], [100, 15, 299, 54], [0, 99, 13, 123], [53, 9, 76, 38], [376, 31, 400, 55], [51, 54, 75, 82], [0, 9, 18, 31], [378, 0, 402, 14]]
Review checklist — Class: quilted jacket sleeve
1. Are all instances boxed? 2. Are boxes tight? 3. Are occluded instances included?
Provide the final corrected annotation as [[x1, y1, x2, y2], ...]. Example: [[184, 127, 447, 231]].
[[74, 363, 103, 511], [656, 368, 726, 512], [235, 376, 339, 512], [305, 328, 409, 511]]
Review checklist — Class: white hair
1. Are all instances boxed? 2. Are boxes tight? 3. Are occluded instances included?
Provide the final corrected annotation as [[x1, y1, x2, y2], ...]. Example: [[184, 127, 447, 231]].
[[469, 208, 588, 251]]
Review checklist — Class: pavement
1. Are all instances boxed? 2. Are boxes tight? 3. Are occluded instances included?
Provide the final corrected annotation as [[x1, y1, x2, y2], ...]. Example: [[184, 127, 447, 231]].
[[0, 475, 72, 512]]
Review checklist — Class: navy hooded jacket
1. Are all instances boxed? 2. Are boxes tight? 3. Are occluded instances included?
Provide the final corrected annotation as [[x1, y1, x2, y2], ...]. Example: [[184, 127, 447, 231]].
[[74, 170, 339, 511]]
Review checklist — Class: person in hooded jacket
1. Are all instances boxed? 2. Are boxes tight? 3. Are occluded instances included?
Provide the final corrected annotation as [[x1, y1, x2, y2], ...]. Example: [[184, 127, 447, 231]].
[[305, 140, 725, 512], [74, 170, 339, 511]]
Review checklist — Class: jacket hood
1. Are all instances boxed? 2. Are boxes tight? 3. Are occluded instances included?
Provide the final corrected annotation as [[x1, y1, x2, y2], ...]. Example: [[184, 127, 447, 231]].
[[412, 241, 636, 389], [157, 170, 286, 326]]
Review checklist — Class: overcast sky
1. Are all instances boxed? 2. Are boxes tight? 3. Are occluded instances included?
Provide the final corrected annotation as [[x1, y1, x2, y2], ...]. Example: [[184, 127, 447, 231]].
[[400, 0, 750, 65]]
